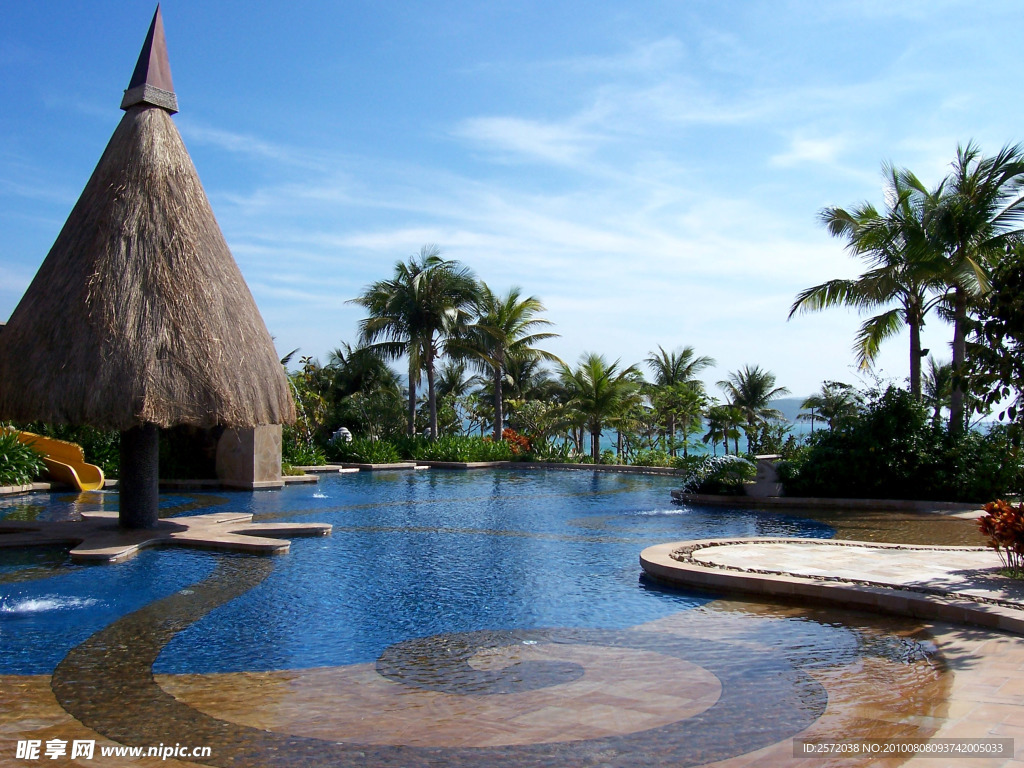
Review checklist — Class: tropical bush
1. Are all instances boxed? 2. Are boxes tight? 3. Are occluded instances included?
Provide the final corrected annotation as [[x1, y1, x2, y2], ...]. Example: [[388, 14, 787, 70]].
[[0, 431, 46, 486], [283, 431, 328, 466], [402, 435, 514, 462], [530, 441, 584, 463], [683, 454, 756, 494], [778, 387, 1023, 502], [745, 421, 799, 458], [502, 429, 531, 456], [328, 436, 400, 464], [978, 499, 1024, 578], [633, 449, 672, 467]]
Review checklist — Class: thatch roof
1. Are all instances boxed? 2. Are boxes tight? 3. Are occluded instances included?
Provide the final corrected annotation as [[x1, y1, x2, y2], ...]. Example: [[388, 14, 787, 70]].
[[0, 9, 294, 430]]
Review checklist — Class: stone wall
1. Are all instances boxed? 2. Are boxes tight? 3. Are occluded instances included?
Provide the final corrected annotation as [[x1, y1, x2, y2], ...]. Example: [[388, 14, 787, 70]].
[[215, 425, 284, 490]]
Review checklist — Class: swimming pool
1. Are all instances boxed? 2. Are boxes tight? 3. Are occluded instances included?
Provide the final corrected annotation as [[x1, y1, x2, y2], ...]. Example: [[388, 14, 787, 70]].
[[0, 469, 952, 766]]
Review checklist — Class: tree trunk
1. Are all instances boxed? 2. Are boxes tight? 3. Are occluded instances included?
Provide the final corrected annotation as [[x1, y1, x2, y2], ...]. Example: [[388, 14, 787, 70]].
[[492, 365, 504, 441], [426, 352, 438, 440], [950, 287, 967, 436], [667, 413, 676, 458], [591, 428, 601, 463], [119, 423, 159, 530], [407, 361, 417, 436], [909, 309, 923, 401]]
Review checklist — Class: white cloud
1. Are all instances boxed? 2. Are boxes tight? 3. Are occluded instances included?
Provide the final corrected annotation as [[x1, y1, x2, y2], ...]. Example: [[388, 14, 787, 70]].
[[769, 135, 848, 169], [178, 121, 322, 168], [454, 116, 603, 165]]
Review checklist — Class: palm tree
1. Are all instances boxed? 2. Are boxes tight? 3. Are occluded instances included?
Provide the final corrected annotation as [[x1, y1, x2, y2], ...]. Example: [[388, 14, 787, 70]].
[[350, 245, 478, 438], [796, 400, 820, 434], [326, 342, 404, 441], [458, 285, 560, 439], [503, 355, 558, 403], [327, 342, 402, 399], [791, 164, 946, 400], [718, 365, 790, 440], [435, 359, 475, 400], [703, 403, 745, 455], [650, 383, 707, 458], [798, 381, 862, 433], [922, 357, 953, 425], [559, 353, 642, 462], [910, 142, 1024, 433], [645, 346, 715, 457]]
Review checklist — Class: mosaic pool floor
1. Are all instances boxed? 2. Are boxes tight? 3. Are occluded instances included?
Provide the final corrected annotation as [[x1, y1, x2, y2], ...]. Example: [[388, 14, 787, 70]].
[[2, 475, 1020, 766], [6, 565, 1023, 767]]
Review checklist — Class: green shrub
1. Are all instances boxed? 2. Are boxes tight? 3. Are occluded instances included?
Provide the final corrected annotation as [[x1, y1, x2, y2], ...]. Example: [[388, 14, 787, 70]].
[[283, 436, 327, 467], [671, 455, 702, 472], [683, 455, 756, 494], [633, 449, 671, 467], [0, 431, 46, 486], [530, 441, 584, 463], [395, 435, 513, 462], [780, 387, 1023, 502], [329, 437, 400, 464]]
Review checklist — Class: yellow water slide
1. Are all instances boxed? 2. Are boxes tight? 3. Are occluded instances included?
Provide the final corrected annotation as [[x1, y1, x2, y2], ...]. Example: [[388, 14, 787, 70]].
[[5, 429, 105, 491]]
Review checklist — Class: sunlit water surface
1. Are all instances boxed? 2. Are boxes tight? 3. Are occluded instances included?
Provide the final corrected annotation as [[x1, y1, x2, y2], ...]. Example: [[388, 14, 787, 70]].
[[0, 469, 849, 676]]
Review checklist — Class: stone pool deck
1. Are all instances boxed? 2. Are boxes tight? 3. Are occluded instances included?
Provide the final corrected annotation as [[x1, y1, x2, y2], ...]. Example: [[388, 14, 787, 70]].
[[642, 537, 1024, 636], [636, 538, 1024, 767], [0, 511, 332, 563]]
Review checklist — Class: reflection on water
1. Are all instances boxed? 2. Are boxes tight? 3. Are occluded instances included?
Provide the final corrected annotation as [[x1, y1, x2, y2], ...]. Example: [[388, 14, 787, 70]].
[[776, 507, 983, 546]]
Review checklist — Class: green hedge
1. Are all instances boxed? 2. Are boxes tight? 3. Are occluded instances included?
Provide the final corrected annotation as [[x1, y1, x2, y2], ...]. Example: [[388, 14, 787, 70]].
[[327, 437, 401, 464], [0, 431, 46, 486], [778, 387, 1023, 502], [682, 455, 756, 494]]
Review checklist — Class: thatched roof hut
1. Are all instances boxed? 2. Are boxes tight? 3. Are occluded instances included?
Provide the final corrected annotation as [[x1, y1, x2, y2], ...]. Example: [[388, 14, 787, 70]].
[[0, 7, 294, 432]]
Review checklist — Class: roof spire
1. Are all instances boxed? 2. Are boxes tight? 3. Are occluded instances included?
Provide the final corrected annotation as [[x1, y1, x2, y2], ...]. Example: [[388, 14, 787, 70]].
[[120, 5, 178, 114]]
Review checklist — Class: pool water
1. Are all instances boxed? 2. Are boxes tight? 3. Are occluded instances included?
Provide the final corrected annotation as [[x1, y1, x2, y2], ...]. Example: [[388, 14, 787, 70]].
[[0, 470, 954, 766], [1, 469, 834, 675]]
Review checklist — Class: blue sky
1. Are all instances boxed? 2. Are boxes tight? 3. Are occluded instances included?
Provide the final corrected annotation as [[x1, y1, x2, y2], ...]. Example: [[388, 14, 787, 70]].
[[2, 1, 1021, 397]]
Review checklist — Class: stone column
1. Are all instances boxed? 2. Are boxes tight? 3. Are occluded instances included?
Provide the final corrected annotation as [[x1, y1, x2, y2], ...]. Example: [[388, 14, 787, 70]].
[[119, 422, 160, 528], [215, 425, 284, 490], [747, 454, 783, 498]]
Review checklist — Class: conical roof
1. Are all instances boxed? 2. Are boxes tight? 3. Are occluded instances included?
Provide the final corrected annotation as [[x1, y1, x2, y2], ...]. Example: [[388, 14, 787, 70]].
[[0, 9, 294, 430]]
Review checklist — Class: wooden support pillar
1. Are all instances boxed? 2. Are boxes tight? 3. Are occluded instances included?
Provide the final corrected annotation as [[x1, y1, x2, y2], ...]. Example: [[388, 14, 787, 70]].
[[119, 422, 159, 529]]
